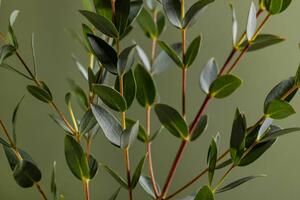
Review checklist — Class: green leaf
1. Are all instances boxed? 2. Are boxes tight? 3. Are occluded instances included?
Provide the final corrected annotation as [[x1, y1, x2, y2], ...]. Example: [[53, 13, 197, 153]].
[[295, 64, 300, 87], [137, 8, 158, 38], [101, 164, 128, 189], [117, 45, 136, 75], [132, 155, 147, 188], [238, 139, 276, 166], [108, 187, 121, 200], [0, 45, 16, 64], [13, 160, 42, 188], [152, 43, 182, 74], [27, 85, 52, 103], [51, 161, 58, 200], [8, 10, 20, 48], [50, 114, 73, 135], [12, 96, 24, 144], [127, 1, 143, 26], [0, 63, 32, 80], [264, 100, 295, 119], [93, 84, 127, 112], [239, 34, 285, 51], [260, 127, 300, 142], [230, 108, 247, 165], [115, 0, 130, 35], [31, 33, 37, 76], [94, 0, 112, 19], [154, 104, 189, 140], [246, 2, 257, 41], [115, 69, 136, 109], [126, 118, 148, 143], [0, 137, 10, 147], [216, 159, 233, 170], [87, 34, 118, 74], [79, 10, 119, 38], [82, 23, 94, 52], [264, 0, 292, 14], [82, 0, 93, 11], [79, 109, 97, 135], [139, 175, 161, 198], [209, 75, 242, 98], [185, 35, 202, 67], [136, 45, 151, 71], [64, 135, 90, 180], [216, 175, 266, 193], [88, 154, 99, 179], [68, 80, 89, 110], [207, 137, 217, 185], [195, 185, 214, 200], [200, 58, 218, 94], [162, 0, 182, 28], [157, 11, 166, 36], [158, 41, 182, 67], [182, 0, 214, 28], [134, 64, 156, 107], [91, 104, 122, 147], [120, 121, 139, 149], [3, 146, 34, 170], [264, 77, 297, 109], [190, 114, 208, 141]]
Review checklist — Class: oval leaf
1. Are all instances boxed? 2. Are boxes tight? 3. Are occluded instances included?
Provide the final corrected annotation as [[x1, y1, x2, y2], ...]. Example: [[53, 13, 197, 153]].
[[209, 74, 242, 98], [200, 58, 218, 94], [195, 185, 214, 200], [264, 100, 295, 119], [13, 160, 42, 188]]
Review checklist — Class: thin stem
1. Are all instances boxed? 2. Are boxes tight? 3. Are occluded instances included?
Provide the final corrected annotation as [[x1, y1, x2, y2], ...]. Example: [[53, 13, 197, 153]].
[[124, 148, 133, 200], [35, 183, 48, 200], [182, 67, 187, 119], [0, 120, 15, 147], [83, 180, 90, 200], [213, 165, 235, 192]]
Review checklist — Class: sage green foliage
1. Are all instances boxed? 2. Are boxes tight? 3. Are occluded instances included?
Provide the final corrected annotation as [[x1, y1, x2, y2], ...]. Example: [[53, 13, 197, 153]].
[[1, 0, 300, 199]]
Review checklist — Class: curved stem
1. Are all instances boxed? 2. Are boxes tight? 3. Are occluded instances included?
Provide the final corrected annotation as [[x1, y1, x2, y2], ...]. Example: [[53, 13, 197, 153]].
[[35, 183, 48, 200]]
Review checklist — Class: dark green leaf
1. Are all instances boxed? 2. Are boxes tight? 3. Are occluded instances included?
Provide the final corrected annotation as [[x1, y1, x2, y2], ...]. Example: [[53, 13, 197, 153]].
[[239, 34, 285, 51], [115, 69, 136, 108], [88, 154, 99, 179], [93, 84, 127, 112], [216, 175, 266, 193], [3, 146, 34, 170], [27, 85, 52, 103], [264, 0, 292, 14], [132, 155, 147, 188], [295, 64, 300, 87], [126, 119, 148, 143], [0, 45, 16, 64], [91, 104, 122, 147], [139, 175, 161, 198], [190, 114, 208, 141], [264, 100, 295, 119], [134, 64, 156, 107], [79, 10, 119, 38], [216, 159, 233, 170], [200, 58, 218, 94], [108, 187, 121, 200], [64, 135, 90, 180], [158, 41, 182, 67], [157, 11, 166, 36], [117, 45, 136, 75], [162, 0, 182, 28], [120, 121, 139, 149], [209, 75, 242, 98], [230, 108, 247, 165], [79, 109, 97, 134], [101, 164, 128, 189], [68, 80, 89, 110], [127, 1, 143, 26], [87, 34, 118, 74], [183, 0, 214, 28], [185, 35, 202, 67], [137, 8, 157, 38], [207, 138, 217, 185], [50, 114, 73, 135], [0, 137, 10, 147], [154, 104, 188, 140], [0, 63, 32, 80], [260, 127, 300, 142], [195, 185, 214, 200], [13, 160, 42, 188], [115, 0, 130, 35], [12, 96, 24, 144], [82, 23, 94, 52], [94, 0, 112, 19]]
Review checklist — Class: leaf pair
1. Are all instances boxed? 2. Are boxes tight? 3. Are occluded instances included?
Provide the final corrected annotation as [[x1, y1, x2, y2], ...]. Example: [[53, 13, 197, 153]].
[[163, 0, 214, 29]]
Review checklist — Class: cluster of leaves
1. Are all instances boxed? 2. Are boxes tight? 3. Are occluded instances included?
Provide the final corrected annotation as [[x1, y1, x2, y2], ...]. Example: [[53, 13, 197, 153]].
[[0, 0, 299, 200]]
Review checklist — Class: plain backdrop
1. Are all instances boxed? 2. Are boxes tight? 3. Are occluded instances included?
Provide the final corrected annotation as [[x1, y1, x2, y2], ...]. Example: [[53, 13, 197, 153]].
[[1, 0, 300, 199]]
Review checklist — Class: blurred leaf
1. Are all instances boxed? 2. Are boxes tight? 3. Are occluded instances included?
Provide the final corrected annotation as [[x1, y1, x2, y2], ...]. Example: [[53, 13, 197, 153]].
[[216, 175, 266, 193], [94, 0, 112, 19], [72, 55, 88, 80], [101, 164, 128, 189], [82, 23, 94, 52], [0, 63, 32, 80], [162, 0, 182, 28], [195, 185, 214, 200], [216, 159, 233, 170], [64, 135, 90, 180], [117, 45, 136, 75], [115, 0, 130, 35], [31, 33, 37, 76], [209, 75, 242, 98], [199, 58, 218, 94], [91, 104, 122, 147], [87, 34, 118, 74], [157, 11, 166, 36], [127, 1, 143, 26], [120, 120, 139, 149], [136, 45, 151, 72], [264, 100, 295, 119], [295, 64, 300, 87], [79, 109, 97, 134], [12, 96, 24, 144], [88, 154, 99, 179], [158, 40, 182, 67], [93, 84, 127, 112], [182, 0, 214, 28], [0, 45, 16, 64], [230, 108, 246, 165], [139, 175, 161, 198], [68, 80, 89, 110], [185, 35, 202, 67], [51, 161, 58, 200], [246, 2, 257, 41], [239, 34, 285, 51], [3, 146, 34, 170], [137, 8, 157, 38], [82, 0, 93, 11], [260, 127, 300, 142], [8, 10, 20, 48], [27, 85, 52, 103], [230, 3, 238, 46], [0, 137, 10, 147], [13, 160, 42, 188], [50, 114, 73, 135], [264, 0, 292, 14], [80, 10, 119, 38], [126, 119, 148, 143], [207, 137, 217, 185], [257, 118, 273, 140], [154, 104, 188, 140], [190, 114, 208, 141], [134, 64, 156, 107], [108, 187, 121, 200], [132, 155, 147, 188]]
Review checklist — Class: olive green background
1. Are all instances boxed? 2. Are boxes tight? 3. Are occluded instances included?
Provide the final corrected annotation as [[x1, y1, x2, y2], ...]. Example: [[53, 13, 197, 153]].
[[1, 0, 300, 199]]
